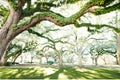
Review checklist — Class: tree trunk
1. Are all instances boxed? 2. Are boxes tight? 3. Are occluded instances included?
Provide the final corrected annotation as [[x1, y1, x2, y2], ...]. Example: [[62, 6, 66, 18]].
[[58, 54, 62, 66], [0, 35, 11, 65], [95, 58, 98, 65], [91, 57, 95, 65], [31, 56, 34, 64], [39, 57, 42, 64], [103, 57, 107, 65], [78, 53, 82, 66], [20, 56, 23, 63], [3, 57, 8, 65], [95, 55, 99, 65], [12, 52, 22, 64], [116, 34, 120, 65], [0, 27, 18, 66], [0, 8, 21, 66]]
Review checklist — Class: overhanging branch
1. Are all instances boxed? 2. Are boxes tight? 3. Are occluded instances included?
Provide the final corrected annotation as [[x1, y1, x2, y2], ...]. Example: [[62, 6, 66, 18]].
[[14, 0, 119, 36], [74, 22, 120, 33], [21, 0, 81, 17], [27, 28, 69, 44], [27, 28, 55, 43], [15, 0, 95, 33], [94, 2, 120, 15]]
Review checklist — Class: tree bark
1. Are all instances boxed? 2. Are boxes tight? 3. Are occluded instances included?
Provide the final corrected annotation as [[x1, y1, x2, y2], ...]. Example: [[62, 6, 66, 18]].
[[0, 8, 20, 65], [116, 34, 120, 65], [0, 30, 14, 65]]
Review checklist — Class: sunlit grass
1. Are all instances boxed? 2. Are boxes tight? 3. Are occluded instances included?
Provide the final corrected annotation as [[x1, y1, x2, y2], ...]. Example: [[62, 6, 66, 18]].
[[0, 66, 120, 79]]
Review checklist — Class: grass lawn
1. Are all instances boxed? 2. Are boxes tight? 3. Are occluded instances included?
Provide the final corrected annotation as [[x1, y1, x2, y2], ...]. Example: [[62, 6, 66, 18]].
[[0, 66, 120, 79]]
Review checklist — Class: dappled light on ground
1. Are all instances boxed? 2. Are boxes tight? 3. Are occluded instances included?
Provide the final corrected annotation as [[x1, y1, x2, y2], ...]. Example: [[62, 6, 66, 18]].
[[0, 66, 120, 79]]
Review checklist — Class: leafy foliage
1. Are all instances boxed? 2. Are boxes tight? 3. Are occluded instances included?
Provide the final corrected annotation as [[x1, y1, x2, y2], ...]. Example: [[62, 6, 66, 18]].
[[89, 41, 117, 57]]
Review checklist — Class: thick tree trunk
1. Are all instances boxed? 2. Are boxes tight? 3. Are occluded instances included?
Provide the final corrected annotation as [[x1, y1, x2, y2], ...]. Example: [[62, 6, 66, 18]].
[[2, 57, 8, 66], [0, 9, 20, 66], [116, 34, 120, 65], [0, 32, 14, 65], [0, 34, 11, 65], [0, 1, 32, 66]]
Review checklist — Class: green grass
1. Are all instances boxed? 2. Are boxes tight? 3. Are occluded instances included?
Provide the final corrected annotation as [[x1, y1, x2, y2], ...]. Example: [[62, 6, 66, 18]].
[[0, 66, 120, 79]]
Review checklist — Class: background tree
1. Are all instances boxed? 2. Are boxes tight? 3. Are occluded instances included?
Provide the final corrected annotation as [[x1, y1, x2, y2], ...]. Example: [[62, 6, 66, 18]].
[[4, 40, 38, 65], [114, 12, 120, 64], [89, 39, 117, 65], [5, 43, 22, 64], [68, 28, 91, 66], [28, 28, 69, 66]]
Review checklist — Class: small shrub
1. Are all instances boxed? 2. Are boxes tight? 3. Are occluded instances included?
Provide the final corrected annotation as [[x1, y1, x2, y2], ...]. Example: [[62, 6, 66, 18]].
[[5, 62, 13, 66], [47, 61, 54, 65], [5, 62, 19, 66]]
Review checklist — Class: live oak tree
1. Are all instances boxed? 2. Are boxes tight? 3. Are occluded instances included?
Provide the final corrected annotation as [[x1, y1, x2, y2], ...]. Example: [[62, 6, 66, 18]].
[[5, 40, 37, 64], [0, 0, 120, 66], [28, 28, 69, 66], [5, 43, 22, 65], [89, 40, 117, 65], [69, 29, 91, 66]]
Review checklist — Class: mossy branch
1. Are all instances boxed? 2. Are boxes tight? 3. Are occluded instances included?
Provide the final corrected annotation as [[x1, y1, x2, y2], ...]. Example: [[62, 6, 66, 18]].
[[5, 46, 22, 59], [27, 28, 69, 44], [21, 0, 80, 18], [17, 0, 95, 30], [21, 2, 57, 18], [0, 7, 8, 16], [0, 4, 9, 25], [74, 22, 120, 33], [94, 2, 120, 15], [14, 0, 120, 35], [27, 28, 56, 43]]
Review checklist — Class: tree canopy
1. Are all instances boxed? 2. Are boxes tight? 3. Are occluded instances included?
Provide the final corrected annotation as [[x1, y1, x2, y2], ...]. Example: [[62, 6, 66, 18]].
[[0, 0, 120, 31], [0, 0, 120, 65]]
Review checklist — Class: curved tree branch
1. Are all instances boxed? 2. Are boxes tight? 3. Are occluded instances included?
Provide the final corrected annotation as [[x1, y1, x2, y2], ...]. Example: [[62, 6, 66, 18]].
[[12, 0, 120, 37], [14, 1, 96, 35]]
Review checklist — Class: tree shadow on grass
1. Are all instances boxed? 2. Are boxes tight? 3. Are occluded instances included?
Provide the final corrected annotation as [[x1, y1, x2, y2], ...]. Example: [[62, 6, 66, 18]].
[[44, 66, 120, 79], [0, 68, 44, 79], [44, 67, 64, 79], [88, 68, 120, 79], [0, 66, 120, 79]]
